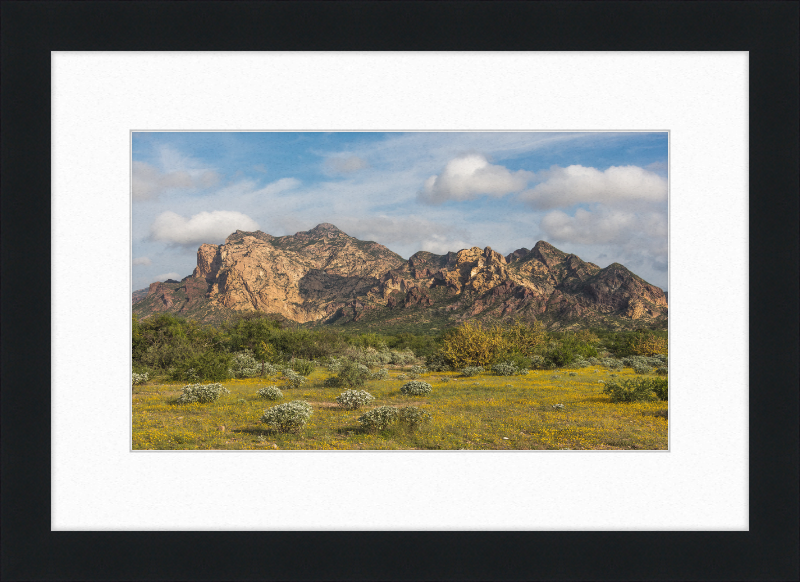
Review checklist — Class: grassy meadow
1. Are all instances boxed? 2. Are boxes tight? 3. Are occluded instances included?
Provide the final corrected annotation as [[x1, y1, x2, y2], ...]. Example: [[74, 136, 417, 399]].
[[132, 365, 668, 451]]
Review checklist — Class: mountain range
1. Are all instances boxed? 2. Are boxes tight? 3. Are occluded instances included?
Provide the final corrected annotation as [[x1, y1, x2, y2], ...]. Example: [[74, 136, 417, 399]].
[[132, 223, 668, 332]]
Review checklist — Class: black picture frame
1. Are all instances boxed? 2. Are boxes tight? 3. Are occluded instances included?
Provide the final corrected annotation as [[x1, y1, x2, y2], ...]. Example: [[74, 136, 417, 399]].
[[2, 2, 797, 580]]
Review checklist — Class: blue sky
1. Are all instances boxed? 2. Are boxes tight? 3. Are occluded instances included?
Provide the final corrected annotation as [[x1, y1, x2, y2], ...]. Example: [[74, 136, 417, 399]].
[[132, 132, 668, 291]]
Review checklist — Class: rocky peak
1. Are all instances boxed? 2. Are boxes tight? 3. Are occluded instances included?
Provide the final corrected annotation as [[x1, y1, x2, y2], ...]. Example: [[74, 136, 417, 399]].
[[531, 240, 567, 268], [506, 248, 530, 262], [304, 223, 345, 238]]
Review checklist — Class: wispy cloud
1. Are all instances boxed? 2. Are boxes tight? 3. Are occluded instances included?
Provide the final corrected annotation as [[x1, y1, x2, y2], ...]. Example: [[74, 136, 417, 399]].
[[132, 161, 218, 200], [132, 256, 152, 266], [324, 155, 369, 174], [154, 272, 180, 282], [149, 210, 259, 246]]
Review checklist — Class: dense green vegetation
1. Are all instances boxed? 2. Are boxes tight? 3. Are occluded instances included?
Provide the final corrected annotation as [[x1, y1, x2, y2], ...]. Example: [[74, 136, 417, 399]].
[[133, 312, 667, 382]]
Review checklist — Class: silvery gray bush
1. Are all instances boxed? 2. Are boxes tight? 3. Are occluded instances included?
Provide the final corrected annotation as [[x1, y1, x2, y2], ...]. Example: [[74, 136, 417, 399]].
[[132, 372, 149, 386], [257, 385, 283, 400], [396, 374, 408, 380], [460, 366, 484, 377], [400, 381, 432, 396], [491, 362, 528, 376], [326, 357, 344, 373], [176, 383, 230, 404], [336, 389, 375, 410], [261, 400, 313, 432], [530, 355, 546, 369], [601, 358, 623, 370], [229, 350, 261, 378], [358, 405, 399, 431]]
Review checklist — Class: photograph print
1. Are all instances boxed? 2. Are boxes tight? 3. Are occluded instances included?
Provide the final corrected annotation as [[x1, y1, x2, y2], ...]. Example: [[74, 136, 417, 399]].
[[131, 131, 669, 450]]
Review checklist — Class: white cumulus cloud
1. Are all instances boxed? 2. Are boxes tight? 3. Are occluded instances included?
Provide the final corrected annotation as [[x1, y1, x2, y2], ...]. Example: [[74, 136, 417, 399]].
[[418, 153, 532, 205], [132, 256, 151, 266], [149, 210, 259, 246], [154, 272, 180, 282], [133, 161, 218, 200], [520, 164, 667, 209]]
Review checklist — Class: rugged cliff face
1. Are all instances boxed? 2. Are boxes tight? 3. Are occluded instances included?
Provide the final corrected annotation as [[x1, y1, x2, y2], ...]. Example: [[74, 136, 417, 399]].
[[133, 223, 406, 324], [133, 224, 668, 330]]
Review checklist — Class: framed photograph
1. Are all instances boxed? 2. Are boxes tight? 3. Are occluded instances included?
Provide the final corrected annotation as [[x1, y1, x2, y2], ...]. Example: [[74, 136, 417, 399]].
[[130, 129, 670, 452], [3, 2, 797, 580]]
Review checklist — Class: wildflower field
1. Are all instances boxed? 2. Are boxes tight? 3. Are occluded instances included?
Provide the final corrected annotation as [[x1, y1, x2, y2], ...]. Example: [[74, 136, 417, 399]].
[[132, 365, 668, 450]]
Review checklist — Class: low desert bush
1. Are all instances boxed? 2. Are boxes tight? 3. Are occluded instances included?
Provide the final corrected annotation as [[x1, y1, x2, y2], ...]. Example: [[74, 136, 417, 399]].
[[400, 381, 432, 396], [282, 369, 307, 389], [325, 361, 370, 388], [358, 405, 399, 431], [460, 366, 484, 377], [132, 372, 149, 386], [369, 368, 389, 381], [176, 383, 230, 404], [398, 406, 432, 431], [229, 350, 262, 378], [491, 361, 528, 376], [260, 400, 313, 433], [602, 377, 668, 403], [288, 358, 315, 376], [425, 353, 451, 372], [336, 389, 375, 410], [655, 366, 668, 376], [651, 378, 668, 401], [257, 385, 283, 401], [407, 365, 427, 379]]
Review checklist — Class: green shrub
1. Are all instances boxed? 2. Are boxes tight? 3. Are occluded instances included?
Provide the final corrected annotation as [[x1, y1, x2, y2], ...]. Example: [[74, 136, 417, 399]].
[[651, 378, 668, 401], [407, 365, 427, 379], [288, 358, 315, 376], [631, 362, 652, 374], [400, 381, 432, 396], [602, 377, 667, 403], [460, 366, 484, 377], [170, 351, 232, 382], [425, 353, 451, 372], [493, 352, 530, 370], [336, 389, 375, 410], [176, 383, 230, 404], [655, 366, 668, 376], [358, 406, 399, 431], [336, 361, 370, 388], [369, 368, 389, 380], [398, 406, 432, 431], [257, 385, 283, 401], [261, 400, 313, 432], [282, 369, 307, 389]]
